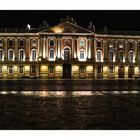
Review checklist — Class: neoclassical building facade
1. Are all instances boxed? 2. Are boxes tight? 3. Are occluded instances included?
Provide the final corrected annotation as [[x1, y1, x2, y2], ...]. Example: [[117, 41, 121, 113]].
[[0, 17, 140, 79]]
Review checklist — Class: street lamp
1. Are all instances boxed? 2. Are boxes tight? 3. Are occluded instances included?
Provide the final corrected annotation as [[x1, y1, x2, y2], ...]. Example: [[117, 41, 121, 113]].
[[38, 57, 41, 78]]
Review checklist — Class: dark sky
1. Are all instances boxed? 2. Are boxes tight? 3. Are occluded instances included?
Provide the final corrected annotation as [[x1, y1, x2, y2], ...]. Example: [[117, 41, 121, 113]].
[[0, 10, 140, 31]]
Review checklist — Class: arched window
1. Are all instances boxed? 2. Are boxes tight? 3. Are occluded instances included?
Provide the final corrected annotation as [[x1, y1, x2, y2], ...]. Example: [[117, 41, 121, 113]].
[[32, 49, 36, 61], [64, 47, 71, 60], [80, 49, 85, 60], [80, 39, 85, 46], [128, 51, 133, 63], [96, 50, 102, 62], [8, 49, 14, 61], [49, 49, 54, 60], [0, 49, 3, 60], [19, 49, 25, 61], [8, 39, 14, 47]]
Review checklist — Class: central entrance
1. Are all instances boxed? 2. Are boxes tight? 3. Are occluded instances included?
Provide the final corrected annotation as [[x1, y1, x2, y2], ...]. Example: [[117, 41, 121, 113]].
[[63, 63, 71, 79]]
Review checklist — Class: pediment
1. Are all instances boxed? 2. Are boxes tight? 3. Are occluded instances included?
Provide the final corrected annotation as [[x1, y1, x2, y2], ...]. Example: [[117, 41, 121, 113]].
[[40, 21, 93, 34]]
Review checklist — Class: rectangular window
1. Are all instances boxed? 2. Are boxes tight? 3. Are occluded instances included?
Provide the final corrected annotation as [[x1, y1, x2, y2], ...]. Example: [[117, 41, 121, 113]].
[[19, 66, 24, 74], [80, 40, 85, 46], [0, 66, 2, 73], [0, 50, 2, 60], [80, 66, 85, 73], [109, 66, 113, 74], [8, 66, 13, 74], [138, 52, 140, 62], [97, 41, 101, 47], [32, 66, 36, 73], [109, 52, 113, 62], [49, 66, 54, 73], [97, 52, 101, 62], [19, 50, 24, 61], [119, 52, 123, 62], [80, 51, 84, 60]]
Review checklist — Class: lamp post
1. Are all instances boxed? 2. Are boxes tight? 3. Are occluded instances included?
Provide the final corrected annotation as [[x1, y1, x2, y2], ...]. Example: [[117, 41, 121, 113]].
[[38, 57, 41, 78]]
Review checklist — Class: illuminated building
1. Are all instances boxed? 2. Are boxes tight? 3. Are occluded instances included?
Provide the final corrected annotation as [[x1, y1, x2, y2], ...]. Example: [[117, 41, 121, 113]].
[[0, 16, 139, 79]]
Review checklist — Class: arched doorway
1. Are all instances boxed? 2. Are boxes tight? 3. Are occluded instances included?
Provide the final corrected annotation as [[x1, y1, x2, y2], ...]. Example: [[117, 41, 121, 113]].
[[118, 66, 125, 78], [128, 66, 134, 78], [64, 47, 71, 60]]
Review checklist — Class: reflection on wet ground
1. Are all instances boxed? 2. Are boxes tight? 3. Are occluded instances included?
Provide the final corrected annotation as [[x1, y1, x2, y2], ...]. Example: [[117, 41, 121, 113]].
[[0, 90, 140, 97], [0, 90, 140, 130]]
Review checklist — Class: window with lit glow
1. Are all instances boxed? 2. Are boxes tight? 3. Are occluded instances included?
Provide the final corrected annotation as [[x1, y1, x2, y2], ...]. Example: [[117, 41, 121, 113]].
[[80, 50, 84, 60], [128, 51, 133, 63], [49, 49, 54, 60], [97, 51, 101, 62], [32, 49, 36, 61], [0, 49, 3, 60], [19, 66, 24, 74], [8, 49, 14, 60], [80, 39, 85, 46], [19, 49, 24, 61], [8, 66, 13, 74]]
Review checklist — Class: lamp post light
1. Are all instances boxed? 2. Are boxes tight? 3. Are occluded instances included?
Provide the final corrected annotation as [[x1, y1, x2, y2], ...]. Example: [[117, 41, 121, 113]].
[[38, 57, 41, 78]]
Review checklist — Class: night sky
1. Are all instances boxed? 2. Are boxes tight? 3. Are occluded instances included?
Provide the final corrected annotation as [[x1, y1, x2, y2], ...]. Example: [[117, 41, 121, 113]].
[[0, 10, 140, 31]]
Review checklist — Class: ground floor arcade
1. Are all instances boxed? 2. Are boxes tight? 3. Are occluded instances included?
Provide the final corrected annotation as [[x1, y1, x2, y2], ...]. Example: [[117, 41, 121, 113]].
[[0, 63, 139, 79]]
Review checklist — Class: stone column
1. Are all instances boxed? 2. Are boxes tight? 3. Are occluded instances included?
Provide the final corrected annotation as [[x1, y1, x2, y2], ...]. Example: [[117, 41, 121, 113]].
[[57, 36, 61, 59], [46, 37, 48, 59], [42, 37, 46, 58], [134, 41, 138, 63], [88, 38, 91, 59], [15, 38, 18, 61], [103, 40, 108, 62], [93, 38, 96, 61], [25, 37, 30, 61], [125, 41, 128, 63], [4, 38, 7, 60], [55, 38, 58, 59], [74, 38, 77, 59], [115, 41, 118, 62]]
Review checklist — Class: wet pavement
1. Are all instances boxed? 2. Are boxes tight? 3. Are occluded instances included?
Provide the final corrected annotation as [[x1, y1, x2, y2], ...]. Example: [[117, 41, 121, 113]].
[[0, 80, 140, 130], [0, 79, 139, 91]]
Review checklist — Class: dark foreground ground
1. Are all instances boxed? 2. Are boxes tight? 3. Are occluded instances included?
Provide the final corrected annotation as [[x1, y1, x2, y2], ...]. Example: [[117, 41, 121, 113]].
[[0, 79, 140, 91], [0, 92, 140, 130], [0, 79, 140, 130]]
